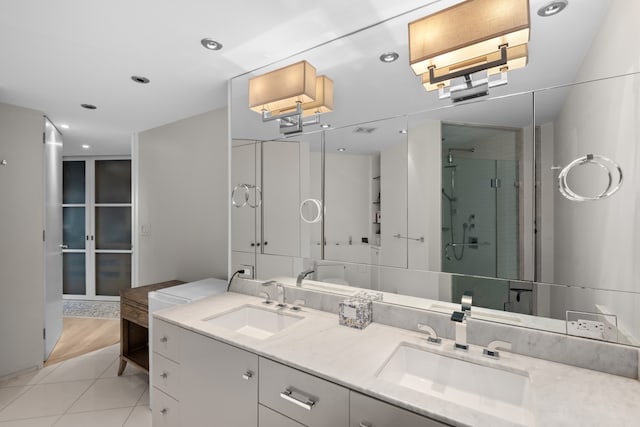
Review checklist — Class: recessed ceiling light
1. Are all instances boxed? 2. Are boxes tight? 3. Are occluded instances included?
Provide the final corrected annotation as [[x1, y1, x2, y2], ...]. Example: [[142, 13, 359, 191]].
[[201, 38, 223, 50], [81, 104, 97, 110], [537, 0, 568, 17], [131, 75, 150, 84], [60, 124, 70, 129], [337, 148, 346, 152], [82, 144, 90, 149], [320, 124, 331, 129], [379, 52, 399, 63]]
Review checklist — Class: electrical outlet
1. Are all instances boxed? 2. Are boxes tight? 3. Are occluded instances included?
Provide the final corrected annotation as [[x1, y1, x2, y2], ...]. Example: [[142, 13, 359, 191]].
[[567, 319, 605, 340], [239, 265, 253, 279]]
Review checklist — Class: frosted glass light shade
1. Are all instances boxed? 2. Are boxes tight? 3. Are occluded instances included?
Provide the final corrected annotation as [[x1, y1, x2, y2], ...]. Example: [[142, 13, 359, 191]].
[[271, 75, 334, 117], [409, 0, 530, 77], [249, 61, 317, 113], [422, 43, 528, 91]]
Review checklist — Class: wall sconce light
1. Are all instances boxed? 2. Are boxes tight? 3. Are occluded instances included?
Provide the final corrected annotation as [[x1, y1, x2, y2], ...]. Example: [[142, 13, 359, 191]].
[[409, 0, 530, 102], [249, 61, 333, 135]]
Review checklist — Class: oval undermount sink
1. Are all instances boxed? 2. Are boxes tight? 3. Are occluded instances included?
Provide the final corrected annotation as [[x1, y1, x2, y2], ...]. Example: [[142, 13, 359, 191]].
[[377, 343, 532, 426], [203, 305, 303, 340]]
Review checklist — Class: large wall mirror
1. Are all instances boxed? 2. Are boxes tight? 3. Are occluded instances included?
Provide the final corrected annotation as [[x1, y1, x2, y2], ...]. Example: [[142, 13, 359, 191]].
[[230, 0, 640, 347]]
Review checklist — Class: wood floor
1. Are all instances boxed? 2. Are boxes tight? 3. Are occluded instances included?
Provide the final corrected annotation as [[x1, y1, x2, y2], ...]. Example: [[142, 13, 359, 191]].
[[45, 317, 120, 366]]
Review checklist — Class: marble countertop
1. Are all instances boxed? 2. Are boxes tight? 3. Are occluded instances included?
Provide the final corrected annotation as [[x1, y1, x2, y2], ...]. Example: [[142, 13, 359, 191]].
[[154, 292, 640, 427]]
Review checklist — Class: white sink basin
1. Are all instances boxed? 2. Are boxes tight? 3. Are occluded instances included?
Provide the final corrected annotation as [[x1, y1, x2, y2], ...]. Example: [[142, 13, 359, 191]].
[[203, 305, 302, 340], [377, 343, 532, 425]]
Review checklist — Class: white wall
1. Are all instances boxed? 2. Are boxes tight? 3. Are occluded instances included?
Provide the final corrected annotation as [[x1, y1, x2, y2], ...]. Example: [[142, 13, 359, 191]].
[[136, 108, 228, 285], [0, 103, 45, 378], [547, 0, 640, 340]]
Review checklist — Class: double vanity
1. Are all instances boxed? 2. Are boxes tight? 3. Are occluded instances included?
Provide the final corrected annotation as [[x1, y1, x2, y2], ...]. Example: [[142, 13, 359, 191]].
[[149, 288, 640, 427]]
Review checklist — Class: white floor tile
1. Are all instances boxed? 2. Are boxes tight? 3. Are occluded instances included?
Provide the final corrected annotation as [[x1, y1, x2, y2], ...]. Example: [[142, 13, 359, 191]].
[[53, 407, 132, 427], [123, 406, 151, 427], [135, 388, 149, 407], [67, 375, 147, 413], [40, 353, 115, 384], [0, 366, 60, 388], [0, 387, 30, 411], [0, 415, 60, 427], [0, 382, 93, 421]]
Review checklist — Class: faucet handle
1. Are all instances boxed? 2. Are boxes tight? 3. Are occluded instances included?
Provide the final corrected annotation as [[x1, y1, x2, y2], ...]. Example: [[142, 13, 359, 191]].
[[461, 291, 473, 315], [483, 340, 512, 359], [417, 323, 441, 345], [291, 300, 305, 311], [258, 291, 273, 305]]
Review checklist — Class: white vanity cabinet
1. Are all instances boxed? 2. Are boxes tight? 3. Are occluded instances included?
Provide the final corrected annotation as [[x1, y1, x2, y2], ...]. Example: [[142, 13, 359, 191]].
[[259, 404, 306, 427], [179, 326, 259, 427], [259, 358, 350, 427], [350, 391, 447, 427], [151, 319, 183, 426]]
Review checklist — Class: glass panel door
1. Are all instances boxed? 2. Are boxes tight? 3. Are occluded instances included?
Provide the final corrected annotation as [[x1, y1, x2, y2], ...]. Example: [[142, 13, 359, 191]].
[[62, 161, 87, 295], [62, 158, 132, 299], [94, 160, 132, 296]]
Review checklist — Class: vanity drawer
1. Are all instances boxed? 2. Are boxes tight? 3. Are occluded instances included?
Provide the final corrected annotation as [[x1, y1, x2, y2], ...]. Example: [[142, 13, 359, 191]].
[[152, 353, 181, 399], [152, 388, 180, 427], [350, 391, 448, 427], [153, 319, 182, 362], [259, 404, 306, 427], [259, 357, 349, 427]]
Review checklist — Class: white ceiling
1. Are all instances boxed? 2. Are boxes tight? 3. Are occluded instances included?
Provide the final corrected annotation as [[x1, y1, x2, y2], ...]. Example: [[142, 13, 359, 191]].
[[0, 0, 441, 155], [0, 0, 611, 156]]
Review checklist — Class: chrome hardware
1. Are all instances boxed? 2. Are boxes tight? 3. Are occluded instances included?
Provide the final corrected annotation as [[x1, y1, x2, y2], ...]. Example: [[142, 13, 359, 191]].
[[461, 291, 473, 315], [296, 268, 315, 286], [359, 423, 372, 427], [393, 233, 424, 242], [258, 291, 273, 305], [159, 336, 168, 343], [444, 241, 489, 261], [160, 408, 168, 415], [160, 372, 168, 379], [275, 283, 286, 307], [231, 183, 262, 208], [417, 323, 441, 345], [450, 310, 468, 351], [291, 300, 305, 311], [59, 244, 68, 249], [555, 153, 623, 202], [0, 160, 7, 166], [280, 388, 316, 411], [242, 371, 253, 380], [483, 340, 512, 359]]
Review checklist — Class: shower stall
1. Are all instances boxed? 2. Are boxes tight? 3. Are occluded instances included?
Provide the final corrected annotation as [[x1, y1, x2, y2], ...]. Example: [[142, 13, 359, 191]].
[[441, 123, 524, 312]]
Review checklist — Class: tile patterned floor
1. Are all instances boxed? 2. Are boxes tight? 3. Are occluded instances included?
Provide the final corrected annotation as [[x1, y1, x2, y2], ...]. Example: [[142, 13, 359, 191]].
[[0, 345, 150, 427], [63, 301, 120, 319]]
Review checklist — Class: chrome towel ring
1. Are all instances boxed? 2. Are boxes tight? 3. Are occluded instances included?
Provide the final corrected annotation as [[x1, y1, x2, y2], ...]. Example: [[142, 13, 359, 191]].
[[231, 184, 262, 208], [556, 154, 622, 202]]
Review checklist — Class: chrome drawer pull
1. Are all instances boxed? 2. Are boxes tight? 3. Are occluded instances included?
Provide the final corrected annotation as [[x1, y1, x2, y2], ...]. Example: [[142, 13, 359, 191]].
[[280, 388, 316, 411], [160, 336, 168, 343], [242, 371, 253, 380], [160, 372, 168, 379], [160, 408, 168, 415]]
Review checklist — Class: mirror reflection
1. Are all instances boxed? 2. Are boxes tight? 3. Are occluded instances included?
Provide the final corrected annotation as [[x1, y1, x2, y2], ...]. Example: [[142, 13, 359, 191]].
[[230, 0, 640, 347]]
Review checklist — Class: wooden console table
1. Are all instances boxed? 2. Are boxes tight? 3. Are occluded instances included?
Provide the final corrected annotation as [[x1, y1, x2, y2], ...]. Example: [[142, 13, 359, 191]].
[[118, 280, 184, 375]]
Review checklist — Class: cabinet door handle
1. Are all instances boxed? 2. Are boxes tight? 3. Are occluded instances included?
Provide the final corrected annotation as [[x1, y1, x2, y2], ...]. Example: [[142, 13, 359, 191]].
[[160, 336, 168, 343], [241, 371, 253, 380], [280, 388, 316, 411], [160, 372, 168, 379], [359, 423, 372, 427], [160, 408, 168, 415]]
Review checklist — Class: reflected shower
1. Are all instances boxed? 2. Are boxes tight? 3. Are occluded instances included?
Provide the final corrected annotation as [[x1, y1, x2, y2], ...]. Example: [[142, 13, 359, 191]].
[[442, 147, 475, 261]]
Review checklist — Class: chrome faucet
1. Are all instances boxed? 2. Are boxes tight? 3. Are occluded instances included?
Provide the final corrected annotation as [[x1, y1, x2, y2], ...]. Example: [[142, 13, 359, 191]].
[[483, 340, 512, 359], [296, 268, 314, 286], [451, 291, 473, 351], [417, 323, 442, 345], [275, 283, 286, 307], [260, 280, 278, 305]]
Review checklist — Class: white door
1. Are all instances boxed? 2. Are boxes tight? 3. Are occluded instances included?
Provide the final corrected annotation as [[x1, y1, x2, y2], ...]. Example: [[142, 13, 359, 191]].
[[44, 119, 63, 359]]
